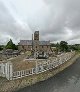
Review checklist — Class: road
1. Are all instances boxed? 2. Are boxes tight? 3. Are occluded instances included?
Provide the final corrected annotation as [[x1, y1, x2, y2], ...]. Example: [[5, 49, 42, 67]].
[[16, 57, 80, 92]]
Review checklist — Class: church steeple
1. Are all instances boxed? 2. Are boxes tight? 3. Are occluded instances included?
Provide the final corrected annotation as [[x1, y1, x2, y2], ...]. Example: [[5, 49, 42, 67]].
[[34, 31, 39, 41]]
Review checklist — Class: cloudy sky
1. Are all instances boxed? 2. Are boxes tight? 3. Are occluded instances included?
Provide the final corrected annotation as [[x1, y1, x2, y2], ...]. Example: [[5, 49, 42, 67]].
[[0, 0, 80, 45]]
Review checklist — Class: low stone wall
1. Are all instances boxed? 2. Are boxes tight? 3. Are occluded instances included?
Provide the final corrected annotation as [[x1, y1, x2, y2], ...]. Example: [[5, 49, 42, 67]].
[[0, 54, 79, 92]]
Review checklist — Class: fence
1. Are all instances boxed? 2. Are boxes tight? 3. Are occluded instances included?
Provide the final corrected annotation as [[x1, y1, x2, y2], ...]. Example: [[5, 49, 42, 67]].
[[12, 51, 75, 80]]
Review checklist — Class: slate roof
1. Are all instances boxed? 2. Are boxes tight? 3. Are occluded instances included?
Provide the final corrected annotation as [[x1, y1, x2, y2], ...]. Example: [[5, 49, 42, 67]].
[[18, 40, 32, 45], [39, 41, 50, 45], [18, 40, 50, 46]]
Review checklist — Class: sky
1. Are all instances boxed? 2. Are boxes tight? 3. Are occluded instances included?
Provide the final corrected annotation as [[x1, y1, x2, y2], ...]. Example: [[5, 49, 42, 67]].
[[0, 0, 80, 45]]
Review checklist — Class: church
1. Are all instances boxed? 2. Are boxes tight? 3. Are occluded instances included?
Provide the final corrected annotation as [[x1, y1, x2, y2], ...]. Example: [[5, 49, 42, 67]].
[[18, 31, 51, 53]]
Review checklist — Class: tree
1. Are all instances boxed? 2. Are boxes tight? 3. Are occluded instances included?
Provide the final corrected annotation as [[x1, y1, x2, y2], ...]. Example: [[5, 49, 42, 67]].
[[51, 43, 56, 47], [55, 42, 60, 53], [5, 39, 18, 50], [0, 46, 3, 51], [60, 41, 68, 52], [69, 44, 80, 51]]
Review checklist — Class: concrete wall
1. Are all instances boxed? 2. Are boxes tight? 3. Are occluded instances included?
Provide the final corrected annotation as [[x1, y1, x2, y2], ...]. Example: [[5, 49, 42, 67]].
[[0, 63, 6, 77], [0, 62, 13, 80]]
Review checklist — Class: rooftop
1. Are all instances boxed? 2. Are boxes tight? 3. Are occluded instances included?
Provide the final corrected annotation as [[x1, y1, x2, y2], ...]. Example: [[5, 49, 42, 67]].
[[18, 40, 50, 46]]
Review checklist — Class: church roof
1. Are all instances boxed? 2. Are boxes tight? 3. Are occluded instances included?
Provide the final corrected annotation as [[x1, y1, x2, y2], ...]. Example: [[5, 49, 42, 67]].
[[18, 40, 50, 46], [40, 41, 50, 45], [18, 40, 32, 45]]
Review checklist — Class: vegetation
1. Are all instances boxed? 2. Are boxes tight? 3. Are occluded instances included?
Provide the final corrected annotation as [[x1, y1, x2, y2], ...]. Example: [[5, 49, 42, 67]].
[[5, 39, 18, 50], [69, 44, 80, 51], [0, 46, 3, 51], [51, 41, 69, 52], [0, 45, 4, 51], [60, 41, 68, 52], [51, 41, 80, 52], [51, 43, 56, 47]]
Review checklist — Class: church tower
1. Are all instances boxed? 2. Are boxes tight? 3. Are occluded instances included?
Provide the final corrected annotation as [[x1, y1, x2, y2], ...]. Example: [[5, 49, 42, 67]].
[[33, 31, 40, 57], [34, 31, 39, 41]]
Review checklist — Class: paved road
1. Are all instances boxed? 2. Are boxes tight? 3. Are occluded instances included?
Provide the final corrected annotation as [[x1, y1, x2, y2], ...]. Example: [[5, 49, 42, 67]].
[[16, 57, 80, 92]]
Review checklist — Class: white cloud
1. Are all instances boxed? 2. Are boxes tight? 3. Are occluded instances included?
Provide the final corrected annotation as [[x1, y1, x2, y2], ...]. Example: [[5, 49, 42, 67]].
[[0, 0, 80, 45]]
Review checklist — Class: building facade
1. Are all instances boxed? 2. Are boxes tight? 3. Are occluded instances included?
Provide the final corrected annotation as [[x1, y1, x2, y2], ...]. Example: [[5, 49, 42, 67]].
[[18, 31, 51, 53]]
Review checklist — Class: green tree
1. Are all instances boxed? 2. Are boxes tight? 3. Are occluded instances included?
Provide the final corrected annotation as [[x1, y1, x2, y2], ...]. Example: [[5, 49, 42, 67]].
[[69, 44, 80, 51], [5, 39, 18, 50], [51, 43, 56, 47], [56, 42, 60, 53], [60, 41, 68, 52], [0, 46, 3, 51]]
